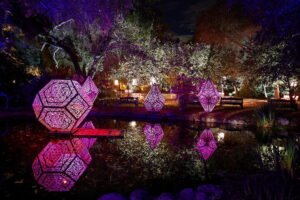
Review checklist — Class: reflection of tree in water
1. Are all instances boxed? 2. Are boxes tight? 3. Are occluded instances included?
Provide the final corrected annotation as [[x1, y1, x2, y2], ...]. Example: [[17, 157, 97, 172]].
[[113, 124, 205, 186]]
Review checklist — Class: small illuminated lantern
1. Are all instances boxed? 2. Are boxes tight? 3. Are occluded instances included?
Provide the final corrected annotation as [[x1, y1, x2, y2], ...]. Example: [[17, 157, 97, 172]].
[[143, 123, 164, 149], [197, 79, 220, 112], [32, 78, 98, 132], [196, 129, 217, 160], [32, 138, 92, 191], [144, 84, 165, 112]]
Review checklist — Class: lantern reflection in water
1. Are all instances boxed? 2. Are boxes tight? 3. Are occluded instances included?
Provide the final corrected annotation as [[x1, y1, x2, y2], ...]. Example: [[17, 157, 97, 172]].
[[32, 138, 92, 191], [143, 123, 164, 149], [196, 129, 217, 160]]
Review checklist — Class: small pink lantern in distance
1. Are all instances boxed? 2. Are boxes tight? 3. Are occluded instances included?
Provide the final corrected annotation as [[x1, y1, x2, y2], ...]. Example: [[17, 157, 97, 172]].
[[196, 129, 217, 160], [32, 77, 98, 132], [197, 79, 220, 112], [143, 123, 164, 149], [32, 138, 92, 191], [144, 84, 165, 112]]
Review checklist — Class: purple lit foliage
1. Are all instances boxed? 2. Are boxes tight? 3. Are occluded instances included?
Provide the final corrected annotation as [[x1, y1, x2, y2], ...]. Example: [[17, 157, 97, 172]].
[[32, 138, 91, 191], [144, 84, 165, 112], [196, 129, 217, 161], [143, 123, 164, 150], [197, 79, 220, 112], [32, 78, 98, 131], [171, 74, 205, 110]]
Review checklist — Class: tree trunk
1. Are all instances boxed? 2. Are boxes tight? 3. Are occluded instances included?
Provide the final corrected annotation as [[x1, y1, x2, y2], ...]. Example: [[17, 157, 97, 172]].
[[263, 84, 268, 98]]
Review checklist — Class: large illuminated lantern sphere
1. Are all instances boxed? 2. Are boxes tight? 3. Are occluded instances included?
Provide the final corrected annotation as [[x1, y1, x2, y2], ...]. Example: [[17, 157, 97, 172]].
[[32, 78, 98, 131], [32, 138, 92, 191], [196, 129, 217, 160], [197, 79, 220, 112], [143, 123, 164, 149], [144, 84, 165, 112]]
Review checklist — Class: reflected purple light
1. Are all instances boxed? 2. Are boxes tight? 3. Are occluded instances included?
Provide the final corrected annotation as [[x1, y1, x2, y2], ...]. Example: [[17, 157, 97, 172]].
[[143, 123, 164, 149], [32, 77, 98, 131], [197, 79, 220, 112], [196, 129, 217, 160], [144, 84, 165, 112], [80, 121, 97, 149], [32, 138, 91, 191]]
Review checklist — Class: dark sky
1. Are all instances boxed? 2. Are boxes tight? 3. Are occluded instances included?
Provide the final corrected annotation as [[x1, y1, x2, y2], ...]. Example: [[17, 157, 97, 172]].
[[155, 0, 218, 36]]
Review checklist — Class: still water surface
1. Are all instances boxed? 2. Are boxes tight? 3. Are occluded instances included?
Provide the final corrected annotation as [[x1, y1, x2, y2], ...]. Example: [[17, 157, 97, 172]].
[[0, 116, 298, 199]]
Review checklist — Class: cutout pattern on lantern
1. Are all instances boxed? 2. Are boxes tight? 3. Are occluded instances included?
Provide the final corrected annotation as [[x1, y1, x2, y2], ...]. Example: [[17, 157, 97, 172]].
[[32, 78, 98, 132], [32, 138, 92, 191], [144, 84, 165, 112], [143, 123, 164, 149], [197, 79, 220, 112], [196, 129, 217, 160]]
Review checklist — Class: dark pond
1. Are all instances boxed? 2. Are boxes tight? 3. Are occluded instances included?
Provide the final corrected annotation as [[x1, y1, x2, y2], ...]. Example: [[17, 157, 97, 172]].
[[0, 116, 299, 199]]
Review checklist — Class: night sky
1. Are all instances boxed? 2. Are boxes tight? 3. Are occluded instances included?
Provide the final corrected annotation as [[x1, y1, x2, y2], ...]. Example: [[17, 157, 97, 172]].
[[155, 0, 218, 36]]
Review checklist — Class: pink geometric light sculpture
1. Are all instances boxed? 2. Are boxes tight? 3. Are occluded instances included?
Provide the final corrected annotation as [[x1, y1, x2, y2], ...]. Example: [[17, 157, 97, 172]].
[[144, 84, 165, 112], [143, 123, 164, 149], [32, 138, 92, 191], [81, 76, 99, 104], [32, 78, 98, 132], [197, 79, 220, 112], [196, 129, 217, 160]]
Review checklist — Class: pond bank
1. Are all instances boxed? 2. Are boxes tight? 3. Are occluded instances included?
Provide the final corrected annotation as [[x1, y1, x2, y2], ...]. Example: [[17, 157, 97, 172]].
[[1, 105, 299, 128]]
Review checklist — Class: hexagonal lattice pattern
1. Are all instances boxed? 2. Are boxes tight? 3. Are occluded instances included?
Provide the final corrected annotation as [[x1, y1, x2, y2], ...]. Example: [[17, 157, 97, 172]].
[[32, 78, 98, 131], [144, 84, 165, 112], [32, 138, 92, 191], [143, 123, 164, 149], [196, 129, 217, 160], [197, 80, 220, 112]]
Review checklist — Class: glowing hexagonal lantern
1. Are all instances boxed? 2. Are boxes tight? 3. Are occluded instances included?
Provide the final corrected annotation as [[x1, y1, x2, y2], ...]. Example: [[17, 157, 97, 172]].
[[143, 123, 164, 149], [80, 121, 97, 149], [81, 76, 99, 105], [144, 84, 165, 112], [32, 138, 92, 191], [197, 79, 220, 112], [32, 78, 98, 131], [196, 129, 217, 160]]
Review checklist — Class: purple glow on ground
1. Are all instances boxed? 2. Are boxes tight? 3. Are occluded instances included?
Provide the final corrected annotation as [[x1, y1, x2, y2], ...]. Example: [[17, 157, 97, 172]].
[[144, 84, 165, 112], [197, 79, 220, 112], [32, 78, 98, 131], [143, 123, 164, 149], [32, 138, 92, 191], [196, 129, 217, 160]]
